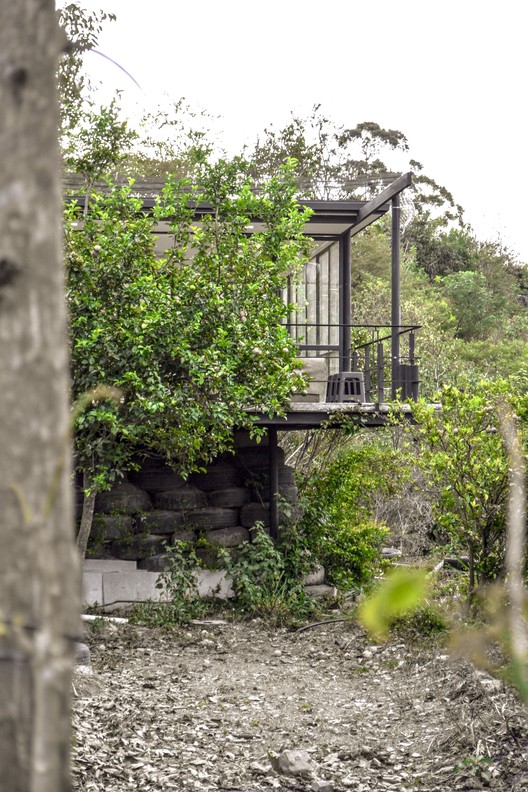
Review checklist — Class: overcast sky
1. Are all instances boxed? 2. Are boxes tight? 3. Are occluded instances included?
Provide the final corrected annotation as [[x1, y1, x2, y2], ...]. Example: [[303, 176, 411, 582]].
[[74, 0, 527, 262]]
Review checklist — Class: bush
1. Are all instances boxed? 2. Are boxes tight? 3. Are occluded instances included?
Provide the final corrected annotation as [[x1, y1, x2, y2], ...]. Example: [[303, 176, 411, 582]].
[[218, 525, 317, 625], [390, 604, 447, 642], [298, 440, 405, 590], [130, 542, 207, 626]]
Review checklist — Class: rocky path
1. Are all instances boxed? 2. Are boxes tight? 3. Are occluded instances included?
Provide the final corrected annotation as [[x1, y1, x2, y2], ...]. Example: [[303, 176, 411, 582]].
[[73, 620, 528, 791]]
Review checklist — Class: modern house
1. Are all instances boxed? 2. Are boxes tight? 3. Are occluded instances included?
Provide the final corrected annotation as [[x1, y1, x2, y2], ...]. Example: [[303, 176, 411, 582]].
[[71, 172, 419, 571]]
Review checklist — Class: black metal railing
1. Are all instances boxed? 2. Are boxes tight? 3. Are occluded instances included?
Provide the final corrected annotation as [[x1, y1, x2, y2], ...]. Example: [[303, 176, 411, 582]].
[[285, 323, 420, 402]]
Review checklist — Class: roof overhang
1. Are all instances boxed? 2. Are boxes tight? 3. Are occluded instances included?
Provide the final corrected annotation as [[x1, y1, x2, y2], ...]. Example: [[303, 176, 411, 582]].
[[67, 172, 412, 251]]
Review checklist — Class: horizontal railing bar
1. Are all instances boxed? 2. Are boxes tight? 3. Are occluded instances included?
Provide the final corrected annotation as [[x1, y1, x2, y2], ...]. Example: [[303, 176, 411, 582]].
[[284, 323, 421, 330], [295, 345, 340, 351], [352, 328, 417, 350]]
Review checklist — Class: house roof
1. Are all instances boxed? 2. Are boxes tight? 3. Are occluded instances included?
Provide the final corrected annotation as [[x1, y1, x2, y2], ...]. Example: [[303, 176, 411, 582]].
[[64, 172, 412, 249]]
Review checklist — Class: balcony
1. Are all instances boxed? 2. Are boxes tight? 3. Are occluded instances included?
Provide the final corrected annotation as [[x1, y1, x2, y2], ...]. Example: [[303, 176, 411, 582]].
[[289, 322, 419, 404]]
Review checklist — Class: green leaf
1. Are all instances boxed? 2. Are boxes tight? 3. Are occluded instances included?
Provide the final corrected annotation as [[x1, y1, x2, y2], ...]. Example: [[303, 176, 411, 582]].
[[358, 568, 429, 640]]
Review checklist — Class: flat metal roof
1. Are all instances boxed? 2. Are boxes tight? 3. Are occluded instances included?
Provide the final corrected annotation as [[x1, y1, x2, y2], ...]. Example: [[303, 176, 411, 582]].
[[64, 172, 412, 242]]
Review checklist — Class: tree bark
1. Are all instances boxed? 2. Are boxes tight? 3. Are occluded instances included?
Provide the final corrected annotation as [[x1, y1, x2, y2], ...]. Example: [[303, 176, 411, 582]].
[[0, 2, 80, 789], [76, 471, 97, 559]]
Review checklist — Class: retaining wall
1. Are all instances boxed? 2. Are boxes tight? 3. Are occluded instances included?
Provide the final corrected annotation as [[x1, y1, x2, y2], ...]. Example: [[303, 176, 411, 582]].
[[81, 433, 300, 573]]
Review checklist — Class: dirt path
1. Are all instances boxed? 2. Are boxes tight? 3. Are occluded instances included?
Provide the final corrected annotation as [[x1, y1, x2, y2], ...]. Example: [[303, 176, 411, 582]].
[[73, 620, 528, 791]]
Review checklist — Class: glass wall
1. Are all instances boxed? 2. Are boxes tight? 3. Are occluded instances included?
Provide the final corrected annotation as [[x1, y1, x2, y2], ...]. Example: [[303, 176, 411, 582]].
[[284, 241, 340, 369]]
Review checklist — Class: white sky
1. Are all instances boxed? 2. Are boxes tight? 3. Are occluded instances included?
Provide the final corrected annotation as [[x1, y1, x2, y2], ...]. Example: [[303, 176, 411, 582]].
[[73, 0, 527, 262]]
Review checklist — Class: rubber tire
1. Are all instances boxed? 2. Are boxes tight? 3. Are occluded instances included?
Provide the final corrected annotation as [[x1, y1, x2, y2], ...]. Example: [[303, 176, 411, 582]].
[[153, 487, 207, 511], [136, 510, 188, 535], [242, 466, 296, 492], [236, 446, 285, 470], [250, 483, 299, 504], [187, 507, 239, 530], [95, 483, 152, 514], [205, 526, 250, 547], [111, 534, 166, 561], [92, 514, 136, 542], [240, 502, 270, 528], [189, 467, 242, 492], [129, 469, 186, 494], [208, 487, 251, 508]]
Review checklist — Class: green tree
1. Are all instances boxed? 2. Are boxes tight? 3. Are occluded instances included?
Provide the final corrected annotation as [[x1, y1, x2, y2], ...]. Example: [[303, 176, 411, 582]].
[[412, 382, 528, 598], [57, 1, 116, 129], [442, 271, 499, 341], [66, 157, 311, 555], [63, 96, 137, 203], [247, 105, 410, 200]]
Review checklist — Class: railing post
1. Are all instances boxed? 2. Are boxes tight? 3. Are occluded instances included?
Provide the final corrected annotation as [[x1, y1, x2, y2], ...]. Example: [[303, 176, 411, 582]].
[[364, 345, 371, 402], [391, 194, 401, 399], [377, 343, 384, 404], [409, 331, 415, 365]]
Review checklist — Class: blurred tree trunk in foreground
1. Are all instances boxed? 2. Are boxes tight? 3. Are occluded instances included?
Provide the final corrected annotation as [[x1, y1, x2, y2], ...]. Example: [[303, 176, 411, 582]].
[[0, 2, 80, 789]]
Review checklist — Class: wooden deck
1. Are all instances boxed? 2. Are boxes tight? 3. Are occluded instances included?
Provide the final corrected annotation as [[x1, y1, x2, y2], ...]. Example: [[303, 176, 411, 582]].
[[253, 401, 419, 430]]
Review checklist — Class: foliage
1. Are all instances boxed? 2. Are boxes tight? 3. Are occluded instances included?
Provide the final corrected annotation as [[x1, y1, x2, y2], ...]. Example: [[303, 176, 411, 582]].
[[218, 525, 317, 625], [57, 2, 116, 129], [130, 542, 207, 626], [248, 105, 460, 224], [63, 97, 138, 195], [248, 105, 410, 200], [298, 441, 405, 590], [358, 568, 430, 640], [442, 270, 506, 341], [66, 157, 311, 496], [350, 219, 528, 393], [118, 100, 216, 180], [411, 382, 528, 595]]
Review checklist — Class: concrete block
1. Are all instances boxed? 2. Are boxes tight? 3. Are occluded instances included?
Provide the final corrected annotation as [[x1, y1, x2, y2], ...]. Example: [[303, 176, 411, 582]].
[[83, 559, 138, 573], [303, 564, 325, 586], [294, 358, 328, 402], [305, 583, 337, 599], [102, 569, 169, 606], [195, 569, 233, 600], [82, 570, 103, 607]]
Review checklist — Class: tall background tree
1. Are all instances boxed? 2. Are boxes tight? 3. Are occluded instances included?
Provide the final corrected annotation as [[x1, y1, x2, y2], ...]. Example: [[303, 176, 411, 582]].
[[0, 1, 79, 789]]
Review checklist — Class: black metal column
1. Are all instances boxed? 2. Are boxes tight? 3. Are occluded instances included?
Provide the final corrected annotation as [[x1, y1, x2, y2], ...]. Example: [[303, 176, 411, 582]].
[[391, 194, 401, 399], [338, 229, 352, 371], [268, 427, 279, 541]]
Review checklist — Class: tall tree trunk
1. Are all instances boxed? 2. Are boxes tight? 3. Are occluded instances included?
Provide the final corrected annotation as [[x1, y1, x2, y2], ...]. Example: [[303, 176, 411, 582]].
[[76, 471, 97, 559], [0, 2, 80, 790]]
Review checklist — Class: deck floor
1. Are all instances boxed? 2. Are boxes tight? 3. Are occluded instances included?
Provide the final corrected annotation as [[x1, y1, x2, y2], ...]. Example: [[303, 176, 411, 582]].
[[253, 401, 419, 430]]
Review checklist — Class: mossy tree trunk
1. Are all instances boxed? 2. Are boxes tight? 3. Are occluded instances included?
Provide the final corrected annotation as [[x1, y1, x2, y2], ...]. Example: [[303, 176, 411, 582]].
[[0, 2, 80, 789]]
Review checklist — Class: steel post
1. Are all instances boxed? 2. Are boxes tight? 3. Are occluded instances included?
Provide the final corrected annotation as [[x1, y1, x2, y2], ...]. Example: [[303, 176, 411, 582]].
[[391, 194, 401, 399], [268, 427, 279, 541], [339, 229, 351, 371]]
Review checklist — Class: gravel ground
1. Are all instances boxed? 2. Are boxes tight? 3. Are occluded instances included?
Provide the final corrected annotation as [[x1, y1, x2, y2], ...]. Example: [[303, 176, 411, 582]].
[[73, 619, 528, 792]]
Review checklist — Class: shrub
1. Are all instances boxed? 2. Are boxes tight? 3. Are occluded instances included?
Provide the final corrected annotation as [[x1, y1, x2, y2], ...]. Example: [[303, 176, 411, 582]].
[[218, 525, 316, 625], [298, 440, 405, 590], [130, 542, 207, 626]]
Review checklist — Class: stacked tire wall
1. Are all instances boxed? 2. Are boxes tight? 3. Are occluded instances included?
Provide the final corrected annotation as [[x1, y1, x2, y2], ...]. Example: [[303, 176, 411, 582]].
[[84, 434, 300, 571]]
